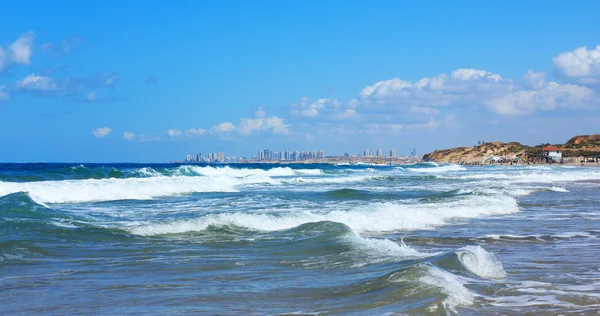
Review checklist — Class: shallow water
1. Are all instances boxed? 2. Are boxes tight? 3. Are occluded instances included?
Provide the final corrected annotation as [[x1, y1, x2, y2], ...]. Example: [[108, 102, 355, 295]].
[[2, 163, 600, 314]]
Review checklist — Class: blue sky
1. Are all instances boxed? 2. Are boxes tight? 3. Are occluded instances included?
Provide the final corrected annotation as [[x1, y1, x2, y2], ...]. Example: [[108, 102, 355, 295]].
[[1, 1, 599, 162]]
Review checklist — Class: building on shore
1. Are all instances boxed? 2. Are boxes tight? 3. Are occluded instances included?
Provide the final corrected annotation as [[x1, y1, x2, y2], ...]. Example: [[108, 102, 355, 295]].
[[390, 149, 396, 158], [542, 146, 565, 162]]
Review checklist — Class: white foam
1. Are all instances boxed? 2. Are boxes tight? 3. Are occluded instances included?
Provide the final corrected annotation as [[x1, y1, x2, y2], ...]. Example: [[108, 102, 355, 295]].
[[550, 186, 569, 192], [177, 166, 322, 178], [129, 194, 519, 236], [419, 265, 475, 312], [135, 167, 162, 177], [447, 170, 600, 183], [281, 175, 375, 184], [344, 233, 432, 259], [408, 164, 466, 173], [456, 245, 506, 279], [0, 176, 239, 204]]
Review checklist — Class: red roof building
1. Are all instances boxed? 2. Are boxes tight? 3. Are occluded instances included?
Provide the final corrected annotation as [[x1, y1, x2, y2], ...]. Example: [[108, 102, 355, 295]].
[[542, 146, 565, 151]]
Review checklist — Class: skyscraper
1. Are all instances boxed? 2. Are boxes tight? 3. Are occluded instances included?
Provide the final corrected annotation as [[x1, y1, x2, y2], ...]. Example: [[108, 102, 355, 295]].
[[390, 149, 396, 158], [364, 149, 370, 157], [376, 149, 383, 157], [217, 152, 225, 163], [317, 150, 324, 158]]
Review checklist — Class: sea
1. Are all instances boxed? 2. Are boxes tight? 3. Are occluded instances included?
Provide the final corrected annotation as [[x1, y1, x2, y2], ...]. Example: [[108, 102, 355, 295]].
[[2, 162, 600, 315]]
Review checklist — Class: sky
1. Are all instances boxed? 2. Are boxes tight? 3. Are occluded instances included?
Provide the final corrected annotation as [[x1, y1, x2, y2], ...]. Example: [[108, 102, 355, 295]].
[[1, 0, 599, 162]]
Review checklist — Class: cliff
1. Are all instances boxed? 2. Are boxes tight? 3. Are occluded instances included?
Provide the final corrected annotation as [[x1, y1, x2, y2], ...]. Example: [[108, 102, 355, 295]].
[[422, 142, 529, 163], [422, 134, 600, 163]]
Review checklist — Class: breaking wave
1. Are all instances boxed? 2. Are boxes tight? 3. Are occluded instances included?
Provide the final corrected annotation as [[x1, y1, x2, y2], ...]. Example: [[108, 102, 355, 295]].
[[128, 193, 519, 236]]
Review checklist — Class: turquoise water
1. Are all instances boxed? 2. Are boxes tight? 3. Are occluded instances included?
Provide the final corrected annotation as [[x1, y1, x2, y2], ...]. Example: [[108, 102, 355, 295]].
[[2, 163, 600, 314]]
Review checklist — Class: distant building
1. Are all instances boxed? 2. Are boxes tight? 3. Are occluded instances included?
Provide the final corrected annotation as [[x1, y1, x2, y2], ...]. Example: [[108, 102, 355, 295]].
[[217, 152, 225, 163], [542, 146, 564, 161], [344, 152, 350, 157], [376, 149, 383, 157], [317, 150, 324, 158], [364, 149, 370, 157], [390, 149, 396, 158]]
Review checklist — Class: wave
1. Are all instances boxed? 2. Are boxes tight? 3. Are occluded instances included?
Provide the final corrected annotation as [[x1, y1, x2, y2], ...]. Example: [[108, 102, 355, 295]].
[[0, 176, 240, 204], [128, 193, 518, 236], [456, 245, 506, 279], [281, 175, 375, 184], [171, 165, 322, 178], [385, 245, 505, 313], [443, 170, 600, 183], [408, 164, 466, 173], [480, 231, 597, 242]]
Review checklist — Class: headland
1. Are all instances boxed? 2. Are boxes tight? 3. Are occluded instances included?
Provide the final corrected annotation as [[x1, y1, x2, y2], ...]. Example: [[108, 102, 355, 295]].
[[422, 134, 600, 165]]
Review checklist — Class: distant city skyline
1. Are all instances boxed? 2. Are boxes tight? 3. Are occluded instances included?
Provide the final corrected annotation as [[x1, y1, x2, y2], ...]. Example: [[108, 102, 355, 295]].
[[179, 146, 418, 163], [2, 1, 600, 162]]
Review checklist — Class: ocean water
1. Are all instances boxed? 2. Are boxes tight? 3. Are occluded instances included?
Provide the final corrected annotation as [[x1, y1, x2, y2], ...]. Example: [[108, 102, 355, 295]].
[[2, 163, 600, 315]]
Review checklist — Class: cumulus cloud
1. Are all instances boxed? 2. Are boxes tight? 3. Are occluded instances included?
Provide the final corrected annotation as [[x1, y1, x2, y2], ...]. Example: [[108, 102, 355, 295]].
[[210, 111, 291, 136], [524, 70, 546, 89], [0, 86, 10, 101], [92, 127, 112, 138], [123, 132, 136, 141], [291, 97, 358, 120], [358, 68, 513, 106], [238, 116, 290, 135], [211, 122, 236, 133], [485, 82, 595, 115], [167, 129, 182, 137], [185, 128, 206, 136], [355, 67, 599, 116], [0, 32, 34, 72], [15, 74, 60, 91], [553, 45, 600, 81], [255, 107, 266, 118]]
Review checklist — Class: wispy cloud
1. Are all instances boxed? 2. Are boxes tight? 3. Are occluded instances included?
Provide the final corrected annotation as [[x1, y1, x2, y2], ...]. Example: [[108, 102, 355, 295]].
[[123, 132, 136, 141], [0, 85, 10, 101]]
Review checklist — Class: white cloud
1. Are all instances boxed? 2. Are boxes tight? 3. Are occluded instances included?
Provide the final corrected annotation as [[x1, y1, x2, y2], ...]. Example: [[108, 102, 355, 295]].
[[553, 45, 600, 80], [359, 68, 513, 105], [524, 70, 546, 89], [10, 32, 34, 65], [485, 82, 595, 115], [405, 119, 440, 131], [167, 129, 182, 137], [123, 132, 136, 141], [291, 97, 358, 120], [211, 122, 236, 133], [0, 32, 34, 72], [0, 86, 9, 101], [255, 107, 266, 118], [92, 127, 112, 138], [356, 67, 598, 117], [238, 116, 290, 135], [360, 123, 404, 135], [185, 128, 206, 136], [16, 74, 60, 91]]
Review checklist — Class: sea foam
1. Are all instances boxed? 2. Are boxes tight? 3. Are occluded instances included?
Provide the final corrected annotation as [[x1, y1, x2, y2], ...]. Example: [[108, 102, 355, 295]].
[[128, 194, 519, 236], [0, 176, 239, 204]]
